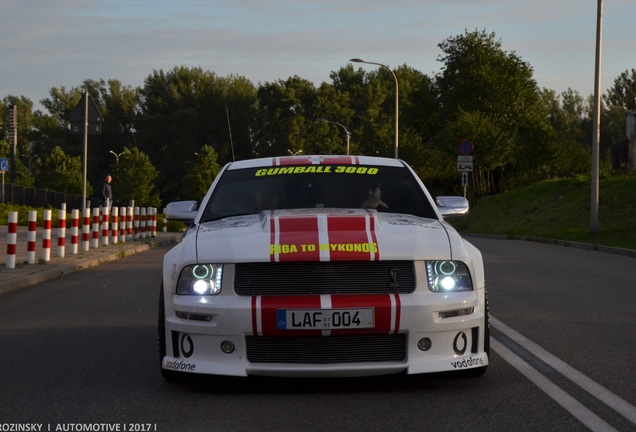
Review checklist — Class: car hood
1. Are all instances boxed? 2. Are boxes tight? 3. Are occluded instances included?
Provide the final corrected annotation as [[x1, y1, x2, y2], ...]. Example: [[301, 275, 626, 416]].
[[190, 208, 455, 263]]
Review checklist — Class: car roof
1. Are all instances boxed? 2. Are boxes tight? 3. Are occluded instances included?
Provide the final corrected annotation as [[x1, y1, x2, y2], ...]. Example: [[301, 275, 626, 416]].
[[226, 155, 405, 170]]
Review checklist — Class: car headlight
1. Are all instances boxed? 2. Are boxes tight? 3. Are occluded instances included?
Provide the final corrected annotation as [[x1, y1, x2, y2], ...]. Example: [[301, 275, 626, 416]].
[[177, 264, 223, 295], [426, 261, 472, 292]]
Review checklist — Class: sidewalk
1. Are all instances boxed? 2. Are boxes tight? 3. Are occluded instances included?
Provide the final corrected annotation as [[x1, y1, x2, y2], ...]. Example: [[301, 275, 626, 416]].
[[0, 227, 182, 295]]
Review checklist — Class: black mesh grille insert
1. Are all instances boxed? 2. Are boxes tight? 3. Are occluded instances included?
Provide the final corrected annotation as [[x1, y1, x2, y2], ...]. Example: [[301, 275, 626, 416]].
[[246, 334, 406, 364], [234, 261, 414, 296]]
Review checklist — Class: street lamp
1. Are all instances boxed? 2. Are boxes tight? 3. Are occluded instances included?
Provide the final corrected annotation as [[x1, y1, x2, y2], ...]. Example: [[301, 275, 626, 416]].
[[591, 0, 603, 236], [109, 150, 123, 163], [317, 119, 351, 155], [350, 58, 399, 159], [287, 149, 303, 156]]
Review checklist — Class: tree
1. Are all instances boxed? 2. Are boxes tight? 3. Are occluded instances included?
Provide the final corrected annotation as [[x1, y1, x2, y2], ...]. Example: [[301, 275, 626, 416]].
[[37, 146, 89, 195], [179, 144, 221, 201], [334, 64, 397, 157], [312, 81, 355, 155], [538, 88, 590, 179], [603, 68, 636, 111], [91, 79, 140, 186], [602, 69, 636, 157], [38, 80, 140, 194], [219, 75, 259, 162], [434, 29, 547, 195], [1, 96, 38, 185], [110, 147, 160, 207], [436, 29, 539, 125], [253, 76, 319, 157], [136, 66, 257, 200]]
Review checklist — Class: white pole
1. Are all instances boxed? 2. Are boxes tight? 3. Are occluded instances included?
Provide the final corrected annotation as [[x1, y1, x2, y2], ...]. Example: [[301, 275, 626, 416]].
[[591, 0, 603, 236]]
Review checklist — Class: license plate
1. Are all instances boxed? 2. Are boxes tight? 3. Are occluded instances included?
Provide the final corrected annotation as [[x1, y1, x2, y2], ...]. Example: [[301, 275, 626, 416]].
[[276, 308, 374, 330]]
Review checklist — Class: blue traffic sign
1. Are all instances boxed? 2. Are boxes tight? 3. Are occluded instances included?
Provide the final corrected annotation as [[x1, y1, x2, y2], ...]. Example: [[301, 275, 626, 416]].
[[0, 158, 8, 172], [458, 139, 474, 155]]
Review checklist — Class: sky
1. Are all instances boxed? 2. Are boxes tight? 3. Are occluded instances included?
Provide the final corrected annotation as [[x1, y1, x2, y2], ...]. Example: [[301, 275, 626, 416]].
[[1, 0, 635, 112]]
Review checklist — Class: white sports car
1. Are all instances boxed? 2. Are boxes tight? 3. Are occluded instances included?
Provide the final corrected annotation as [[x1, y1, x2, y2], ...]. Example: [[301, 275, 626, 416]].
[[160, 155, 489, 381]]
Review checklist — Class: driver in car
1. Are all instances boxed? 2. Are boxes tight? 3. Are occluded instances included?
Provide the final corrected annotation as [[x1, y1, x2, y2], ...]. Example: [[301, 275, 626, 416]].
[[361, 184, 388, 209]]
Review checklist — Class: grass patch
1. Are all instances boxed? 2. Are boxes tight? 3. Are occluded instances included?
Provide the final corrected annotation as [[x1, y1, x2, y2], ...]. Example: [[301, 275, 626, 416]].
[[450, 175, 636, 250]]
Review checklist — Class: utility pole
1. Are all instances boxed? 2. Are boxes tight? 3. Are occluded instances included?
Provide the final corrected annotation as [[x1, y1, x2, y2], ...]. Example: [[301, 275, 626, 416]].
[[9, 104, 17, 185], [591, 0, 603, 237], [70, 92, 103, 208]]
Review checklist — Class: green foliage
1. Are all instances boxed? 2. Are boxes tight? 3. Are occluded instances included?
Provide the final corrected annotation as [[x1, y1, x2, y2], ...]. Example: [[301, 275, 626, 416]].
[[37, 146, 91, 195], [254, 76, 319, 156], [136, 67, 258, 201], [2, 29, 634, 207], [111, 147, 160, 207], [0, 204, 62, 226], [433, 29, 553, 195], [450, 175, 636, 250], [436, 29, 539, 125], [603, 68, 636, 111], [602, 68, 636, 150], [179, 145, 222, 201]]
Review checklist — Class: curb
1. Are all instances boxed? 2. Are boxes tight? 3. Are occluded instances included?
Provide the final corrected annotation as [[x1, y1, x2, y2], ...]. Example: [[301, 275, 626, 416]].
[[465, 233, 636, 258], [0, 235, 180, 296]]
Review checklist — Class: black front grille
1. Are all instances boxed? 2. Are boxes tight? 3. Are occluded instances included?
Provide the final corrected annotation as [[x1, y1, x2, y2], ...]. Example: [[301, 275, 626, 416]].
[[246, 334, 406, 364], [234, 261, 415, 296]]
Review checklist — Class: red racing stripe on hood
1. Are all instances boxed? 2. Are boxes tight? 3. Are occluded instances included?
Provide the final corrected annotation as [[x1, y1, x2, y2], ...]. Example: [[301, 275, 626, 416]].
[[269, 211, 380, 262], [326, 211, 379, 261], [270, 214, 321, 262]]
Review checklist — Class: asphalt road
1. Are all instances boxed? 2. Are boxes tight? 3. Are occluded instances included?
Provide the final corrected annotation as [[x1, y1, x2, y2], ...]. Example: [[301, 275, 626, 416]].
[[0, 239, 635, 432]]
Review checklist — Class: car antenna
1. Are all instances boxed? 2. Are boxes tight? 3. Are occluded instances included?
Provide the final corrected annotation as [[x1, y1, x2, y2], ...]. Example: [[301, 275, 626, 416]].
[[226, 104, 236, 161]]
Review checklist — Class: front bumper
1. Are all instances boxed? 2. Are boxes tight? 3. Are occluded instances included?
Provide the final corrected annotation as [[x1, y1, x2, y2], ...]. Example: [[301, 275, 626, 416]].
[[161, 289, 489, 378]]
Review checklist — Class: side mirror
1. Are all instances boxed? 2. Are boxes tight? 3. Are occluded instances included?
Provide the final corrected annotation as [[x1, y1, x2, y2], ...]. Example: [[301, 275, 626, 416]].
[[435, 196, 469, 218], [165, 200, 199, 223]]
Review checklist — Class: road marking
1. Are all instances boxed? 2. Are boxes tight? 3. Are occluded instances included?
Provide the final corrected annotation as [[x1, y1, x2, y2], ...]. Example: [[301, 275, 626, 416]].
[[491, 316, 636, 431], [490, 338, 617, 432]]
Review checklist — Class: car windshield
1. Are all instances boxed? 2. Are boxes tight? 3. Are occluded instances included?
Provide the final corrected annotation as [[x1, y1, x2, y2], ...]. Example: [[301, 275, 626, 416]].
[[200, 164, 437, 221]]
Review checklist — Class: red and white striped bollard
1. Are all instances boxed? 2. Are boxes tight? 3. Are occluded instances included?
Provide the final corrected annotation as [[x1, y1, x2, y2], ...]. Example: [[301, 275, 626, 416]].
[[82, 208, 91, 252], [57, 203, 66, 258], [111, 206, 119, 245], [6, 212, 18, 269], [27, 210, 37, 264], [101, 205, 109, 246], [42, 209, 52, 262], [119, 207, 126, 243], [91, 207, 100, 248], [71, 209, 79, 255]]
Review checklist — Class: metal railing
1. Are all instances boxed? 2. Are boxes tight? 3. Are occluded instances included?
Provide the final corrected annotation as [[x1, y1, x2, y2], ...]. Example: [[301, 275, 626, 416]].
[[2, 184, 84, 209]]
